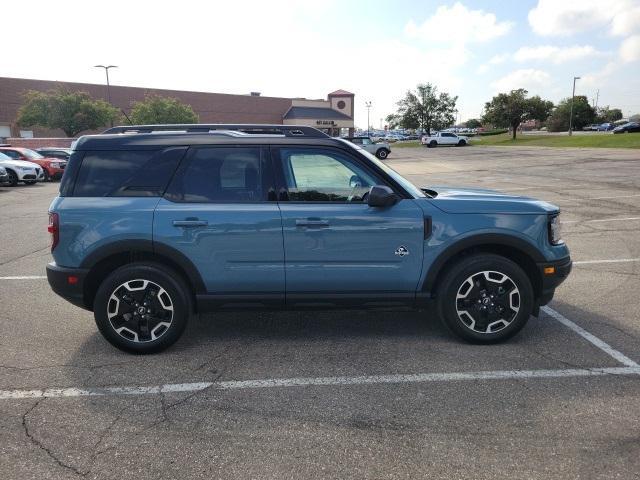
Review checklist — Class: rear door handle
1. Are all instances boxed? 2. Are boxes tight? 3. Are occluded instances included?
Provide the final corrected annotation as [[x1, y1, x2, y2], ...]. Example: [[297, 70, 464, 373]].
[[296, 219, 330, 228], [172, 219, 208, 227]]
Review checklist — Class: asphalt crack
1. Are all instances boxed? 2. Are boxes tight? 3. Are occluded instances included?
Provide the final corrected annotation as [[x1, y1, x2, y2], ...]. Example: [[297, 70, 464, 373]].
[[21, 398, 88, 477]]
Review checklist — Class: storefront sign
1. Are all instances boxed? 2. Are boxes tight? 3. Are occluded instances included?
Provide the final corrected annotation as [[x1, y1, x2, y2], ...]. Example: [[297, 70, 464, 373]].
[[316, 120, 337, 126]]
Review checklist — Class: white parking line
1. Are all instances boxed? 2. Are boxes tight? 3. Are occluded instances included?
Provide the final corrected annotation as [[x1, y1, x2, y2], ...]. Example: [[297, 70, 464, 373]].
[[541, 306, 638, 367], [0, 306, 637, 401], [563, 216, 640, 224], [0, 275, 46, 280], [573, 258, 640, 265], [590, 193, 640, 200], [1, 367, 639, 400]]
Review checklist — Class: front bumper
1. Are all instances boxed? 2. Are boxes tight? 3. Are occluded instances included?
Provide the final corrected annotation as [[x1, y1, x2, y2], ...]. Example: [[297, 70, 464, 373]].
[[536, 255, 572, 306], [46, 262, 90, 310]]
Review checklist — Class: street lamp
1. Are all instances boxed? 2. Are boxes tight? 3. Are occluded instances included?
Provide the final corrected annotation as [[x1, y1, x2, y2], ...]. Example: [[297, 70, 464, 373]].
[[365, 101, 372, 137], [94, 65, 117, 105], [568, 76, 580, 136]]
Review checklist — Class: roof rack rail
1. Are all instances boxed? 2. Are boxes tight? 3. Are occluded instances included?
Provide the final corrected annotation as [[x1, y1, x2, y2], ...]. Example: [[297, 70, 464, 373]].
[[101, 124, 329, 138]]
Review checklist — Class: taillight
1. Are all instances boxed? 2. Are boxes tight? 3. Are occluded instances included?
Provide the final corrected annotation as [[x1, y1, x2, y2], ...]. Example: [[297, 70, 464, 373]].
[[48, 212, 59, 252]]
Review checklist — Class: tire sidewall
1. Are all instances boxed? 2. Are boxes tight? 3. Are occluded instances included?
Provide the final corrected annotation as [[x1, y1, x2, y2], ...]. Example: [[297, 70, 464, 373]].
[[7, 170, 18, 186], [438, 254, 533, 343], [93, 263, 191, 354], [376, 149, 388, 159]]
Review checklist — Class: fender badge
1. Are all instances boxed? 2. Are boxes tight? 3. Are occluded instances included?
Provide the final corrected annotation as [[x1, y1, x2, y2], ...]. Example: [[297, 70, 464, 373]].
[[395, 246, 409, 257]]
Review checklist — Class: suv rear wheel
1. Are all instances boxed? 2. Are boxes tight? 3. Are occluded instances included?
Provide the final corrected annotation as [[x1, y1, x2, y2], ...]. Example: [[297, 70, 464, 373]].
[[93, 262, 191, 354], [376, 148, 389, 159], [436, 254, 533, 343]]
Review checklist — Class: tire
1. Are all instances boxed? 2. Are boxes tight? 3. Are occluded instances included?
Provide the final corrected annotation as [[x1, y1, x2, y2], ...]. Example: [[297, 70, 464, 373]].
[[429, 140, 437, 148], [6, 169, 18, 187], [436, 254, 533, 344], [93, 262, 191, 354], [376, 149, 389, 159], [457, 139, 467, 146], [43, 169, 51, 182]]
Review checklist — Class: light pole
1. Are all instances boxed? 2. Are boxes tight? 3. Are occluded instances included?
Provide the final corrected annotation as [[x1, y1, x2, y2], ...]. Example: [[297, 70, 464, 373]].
[[365, 101, 372, 137], [568, 76, 580, 136], [94, 65, 117, 104]]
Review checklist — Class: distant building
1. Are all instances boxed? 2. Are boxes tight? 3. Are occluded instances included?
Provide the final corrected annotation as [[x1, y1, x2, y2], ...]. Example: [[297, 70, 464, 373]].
[[0, 77, 355, 139]]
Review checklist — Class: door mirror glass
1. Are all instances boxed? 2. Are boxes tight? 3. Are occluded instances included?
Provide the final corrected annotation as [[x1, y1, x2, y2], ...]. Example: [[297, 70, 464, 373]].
[[367, 185, 399, 207], [349, 175, 363, 188]]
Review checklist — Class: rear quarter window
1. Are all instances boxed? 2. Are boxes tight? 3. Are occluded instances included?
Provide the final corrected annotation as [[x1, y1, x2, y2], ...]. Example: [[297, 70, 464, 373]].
[[72, 148, 186, 197]]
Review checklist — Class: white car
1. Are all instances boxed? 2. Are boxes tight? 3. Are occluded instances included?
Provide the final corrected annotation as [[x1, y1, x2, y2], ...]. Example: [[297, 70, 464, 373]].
[[0, 151, 44, 186], [421, 131, 470, 147]]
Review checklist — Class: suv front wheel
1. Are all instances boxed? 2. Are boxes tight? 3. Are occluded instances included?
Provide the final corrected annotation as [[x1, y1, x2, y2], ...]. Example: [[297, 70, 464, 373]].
[[437, 254, 533, 343], [93, 263, 191, 354]]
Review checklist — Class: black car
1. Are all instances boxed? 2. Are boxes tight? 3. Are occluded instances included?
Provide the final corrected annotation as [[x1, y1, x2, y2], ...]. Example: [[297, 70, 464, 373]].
[[612, 122, 640, 134], [36, 147, 72, 160]]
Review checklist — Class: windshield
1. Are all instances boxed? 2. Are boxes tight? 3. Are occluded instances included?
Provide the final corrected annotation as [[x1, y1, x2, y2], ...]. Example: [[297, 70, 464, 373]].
[[22, 149, 44, 159], [336, 139, 425, 198]]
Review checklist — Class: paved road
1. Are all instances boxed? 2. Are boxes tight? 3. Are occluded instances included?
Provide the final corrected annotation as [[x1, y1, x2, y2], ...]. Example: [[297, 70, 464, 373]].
[[0, 145, 639, 479]]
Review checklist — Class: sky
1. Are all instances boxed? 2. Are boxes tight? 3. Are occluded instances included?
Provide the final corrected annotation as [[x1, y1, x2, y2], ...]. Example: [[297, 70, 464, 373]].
[[2, 0, 639, 129]]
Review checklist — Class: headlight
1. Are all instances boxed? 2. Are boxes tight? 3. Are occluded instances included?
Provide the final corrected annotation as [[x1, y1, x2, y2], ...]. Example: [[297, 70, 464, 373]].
[[548, 214, 563, 245], [50, 162, 61, 168], [18, 166, 34, 171]]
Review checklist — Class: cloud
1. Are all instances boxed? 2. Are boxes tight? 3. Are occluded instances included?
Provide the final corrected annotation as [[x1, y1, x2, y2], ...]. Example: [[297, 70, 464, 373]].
[[528, 0, 640, 37], [619, 34, 640, 62], [405, 2, 513, 44], [488, 54, 509, 65], [514, 45, 600, 63], [490, 69, 551, 94]]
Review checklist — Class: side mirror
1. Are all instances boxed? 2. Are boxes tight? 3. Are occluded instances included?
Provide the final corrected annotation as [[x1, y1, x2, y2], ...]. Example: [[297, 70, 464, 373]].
[[367, 185, 399, 208], [349, 175, 363, 188]]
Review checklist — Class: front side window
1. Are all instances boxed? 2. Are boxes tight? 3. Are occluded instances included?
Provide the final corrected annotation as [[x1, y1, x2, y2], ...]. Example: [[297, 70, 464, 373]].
[[278, 148, 380, 202], [173, 147, 263, 202], [362, 138, 372, 145]]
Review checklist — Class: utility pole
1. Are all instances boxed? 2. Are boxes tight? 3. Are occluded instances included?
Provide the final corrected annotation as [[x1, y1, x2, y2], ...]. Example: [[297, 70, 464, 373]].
[[568, 76, 580, 136], [595, 89, 599, 109], [365, 101, 372, 137]]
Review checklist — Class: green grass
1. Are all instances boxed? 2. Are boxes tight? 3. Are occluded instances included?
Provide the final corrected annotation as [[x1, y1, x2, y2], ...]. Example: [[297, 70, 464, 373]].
[[391, 140, 421, 148], [473, 133, 640, 149]]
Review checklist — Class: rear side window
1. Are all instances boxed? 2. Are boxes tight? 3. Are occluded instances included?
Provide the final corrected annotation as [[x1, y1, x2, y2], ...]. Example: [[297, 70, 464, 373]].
[[167, 147, 263, 203], [73, 148, 185, 197]]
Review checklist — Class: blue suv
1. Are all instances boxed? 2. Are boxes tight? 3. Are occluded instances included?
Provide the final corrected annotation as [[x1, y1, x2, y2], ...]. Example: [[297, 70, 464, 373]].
[[46, 124, 571, 353]]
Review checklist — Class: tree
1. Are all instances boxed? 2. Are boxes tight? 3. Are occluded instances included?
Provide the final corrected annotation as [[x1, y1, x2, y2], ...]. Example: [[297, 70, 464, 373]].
[[129, 95, 199, 124], [595, 106, 623, 123], [17, 89, 119, 137], [482, 89, 554, 140], [631, 114, 640, 122], [465, 118, 482, 129], [546, 96, 595, 132], [389, 83, 457, 135]]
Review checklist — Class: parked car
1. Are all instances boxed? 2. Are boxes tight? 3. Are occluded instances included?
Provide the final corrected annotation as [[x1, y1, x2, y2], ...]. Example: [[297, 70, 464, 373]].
[[612, 122, 640, 134], [0, 165, 9, 184], [46, 123, 571, 354], [421, 131, 470, 147], [345, 137, 391, 159], [0, 151, 42, 186], [36, 147, 73, 161], [0, 146, 65, 181], [582, 124, 599, 131], [597, 123, 614, 131]]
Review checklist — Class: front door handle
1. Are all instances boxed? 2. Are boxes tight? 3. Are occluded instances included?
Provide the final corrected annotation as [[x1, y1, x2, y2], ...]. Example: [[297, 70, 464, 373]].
[[296, 219, 330, 228], [173, 219, 208, 227]]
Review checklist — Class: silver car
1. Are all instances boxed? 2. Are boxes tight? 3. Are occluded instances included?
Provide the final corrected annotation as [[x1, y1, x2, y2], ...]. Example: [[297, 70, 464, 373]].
[[345, 137, 391, 159]]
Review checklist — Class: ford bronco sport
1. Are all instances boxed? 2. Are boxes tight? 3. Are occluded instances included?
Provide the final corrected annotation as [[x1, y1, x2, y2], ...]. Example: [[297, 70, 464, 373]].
[[46, 124, 571, 354]]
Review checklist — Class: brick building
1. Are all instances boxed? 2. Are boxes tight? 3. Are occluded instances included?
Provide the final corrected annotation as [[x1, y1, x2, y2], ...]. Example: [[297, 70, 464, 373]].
[[0, 77, 355, 141]]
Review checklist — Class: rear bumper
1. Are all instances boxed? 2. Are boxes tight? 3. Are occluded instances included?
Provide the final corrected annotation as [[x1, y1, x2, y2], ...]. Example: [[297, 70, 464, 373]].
[[46, 262, 90, 310], [536, 256, 572, 306]]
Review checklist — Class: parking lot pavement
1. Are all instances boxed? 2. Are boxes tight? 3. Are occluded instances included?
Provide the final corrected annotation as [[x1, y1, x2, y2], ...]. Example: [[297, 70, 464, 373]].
[[1, 146, 639, 479]]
